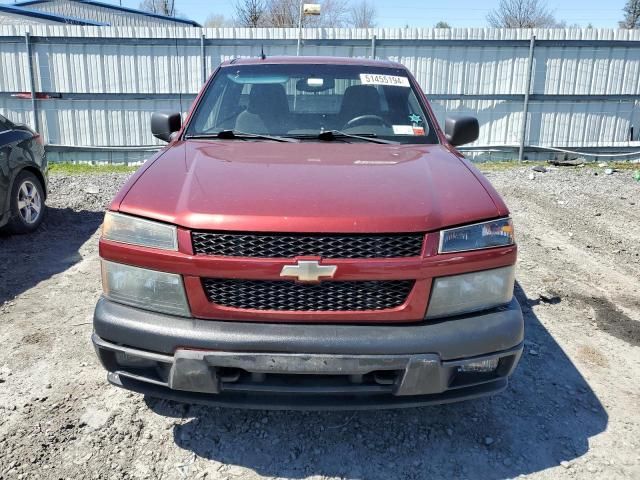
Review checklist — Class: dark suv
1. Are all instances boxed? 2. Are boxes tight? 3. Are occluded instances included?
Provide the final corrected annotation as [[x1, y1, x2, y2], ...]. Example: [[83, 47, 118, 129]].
[[0, 114, 47, 234]]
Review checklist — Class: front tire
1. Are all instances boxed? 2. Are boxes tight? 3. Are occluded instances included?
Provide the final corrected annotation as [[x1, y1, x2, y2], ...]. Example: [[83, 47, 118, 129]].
[[6, 171, 46, 234]]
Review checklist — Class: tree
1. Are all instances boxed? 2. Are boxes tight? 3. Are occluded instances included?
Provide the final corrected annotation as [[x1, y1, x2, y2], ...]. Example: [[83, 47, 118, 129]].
[[266, 0, 300, 27], [319, 0, 351, 27], [265, 0, 350, 28], [234, 0, 266, 27], [620, 0, 640, 28], [554, 20, 581, 28], [350, 0, 377, 28], [486, 0, 559, 28], [434, 21, 451, 28], [229, 0, 370, 29], [205, 14, 232, 28], [139, 0, 175, 16]]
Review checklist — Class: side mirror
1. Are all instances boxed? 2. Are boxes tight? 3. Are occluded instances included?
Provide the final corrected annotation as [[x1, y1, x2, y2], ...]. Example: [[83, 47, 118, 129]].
[[151, 112, 181, 142], [444, 115, 479, 147]]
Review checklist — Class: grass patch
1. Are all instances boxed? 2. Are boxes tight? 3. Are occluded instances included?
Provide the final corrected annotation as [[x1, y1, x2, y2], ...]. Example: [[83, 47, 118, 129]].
[[476, 160, 543, 172], [48, 160, 638, 176], [476, 160, 640, 172], [608, 161, 640, 171], [49, 163, 139, 175]]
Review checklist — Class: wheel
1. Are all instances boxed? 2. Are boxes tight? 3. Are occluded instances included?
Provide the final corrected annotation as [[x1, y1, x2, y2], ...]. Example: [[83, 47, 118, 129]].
[[6, 171, 46, 234]]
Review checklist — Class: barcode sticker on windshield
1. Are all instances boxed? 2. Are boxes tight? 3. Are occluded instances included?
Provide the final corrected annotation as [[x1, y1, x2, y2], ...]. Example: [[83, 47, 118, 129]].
[[392, 125, 414, 135], [360, 74, 410, 87]]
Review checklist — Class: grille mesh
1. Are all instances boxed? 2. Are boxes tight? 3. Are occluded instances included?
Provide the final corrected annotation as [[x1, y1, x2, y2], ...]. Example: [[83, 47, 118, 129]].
[[202, 279, 414, 311], [192, 232, 424, 258]]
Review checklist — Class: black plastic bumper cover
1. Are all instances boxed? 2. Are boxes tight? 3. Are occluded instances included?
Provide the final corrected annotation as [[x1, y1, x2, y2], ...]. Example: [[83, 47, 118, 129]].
[[93, 297, 524, 409], [94, 297, 523, 358]]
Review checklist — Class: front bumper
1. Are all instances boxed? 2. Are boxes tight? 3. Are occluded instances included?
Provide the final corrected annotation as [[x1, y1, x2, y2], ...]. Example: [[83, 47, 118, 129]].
[[93, 297, 524, 410]]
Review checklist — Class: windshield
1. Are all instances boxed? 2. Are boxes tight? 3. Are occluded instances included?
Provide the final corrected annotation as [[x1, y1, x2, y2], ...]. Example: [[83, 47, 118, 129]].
[[186, 63, 438, 144]]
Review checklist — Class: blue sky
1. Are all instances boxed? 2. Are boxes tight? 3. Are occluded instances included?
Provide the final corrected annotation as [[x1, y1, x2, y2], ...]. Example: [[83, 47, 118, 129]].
[[2, 0, 628, 27], [121, 0, 627, 28]]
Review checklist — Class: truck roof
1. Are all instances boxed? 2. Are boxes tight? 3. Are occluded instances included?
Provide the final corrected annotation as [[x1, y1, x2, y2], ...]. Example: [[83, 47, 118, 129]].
[[220, 56, 405, 69]]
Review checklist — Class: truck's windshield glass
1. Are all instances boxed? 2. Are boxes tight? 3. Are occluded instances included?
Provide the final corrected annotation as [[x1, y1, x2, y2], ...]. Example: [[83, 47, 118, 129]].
[[186, 64, 438, 144]]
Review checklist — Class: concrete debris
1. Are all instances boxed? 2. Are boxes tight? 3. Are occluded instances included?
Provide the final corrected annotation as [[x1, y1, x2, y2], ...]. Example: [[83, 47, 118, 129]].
[[549, 158, 585, 167]]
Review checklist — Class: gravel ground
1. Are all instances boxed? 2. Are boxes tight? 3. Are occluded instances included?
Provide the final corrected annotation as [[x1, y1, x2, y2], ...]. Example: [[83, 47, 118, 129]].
[[0, 165, 638, 480]]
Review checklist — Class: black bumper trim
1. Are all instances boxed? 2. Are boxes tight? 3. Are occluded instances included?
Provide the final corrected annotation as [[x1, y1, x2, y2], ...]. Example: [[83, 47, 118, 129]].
[[93, 297, 524, 359], [108, 372, 510, 411], [94, 333, 522, 397]]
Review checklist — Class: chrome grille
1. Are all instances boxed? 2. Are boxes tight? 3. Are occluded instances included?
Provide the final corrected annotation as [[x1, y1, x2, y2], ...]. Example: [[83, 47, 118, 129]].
[[191, 232, 424, 258], [202, 279, 414, 311]]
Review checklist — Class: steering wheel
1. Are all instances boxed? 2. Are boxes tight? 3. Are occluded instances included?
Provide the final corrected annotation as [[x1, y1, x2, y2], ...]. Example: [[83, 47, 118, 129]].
[[342, 115, 390, 130]]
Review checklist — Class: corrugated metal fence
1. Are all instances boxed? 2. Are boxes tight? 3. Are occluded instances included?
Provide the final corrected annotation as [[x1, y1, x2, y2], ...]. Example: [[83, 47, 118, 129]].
[[1, 25, 639, 163]]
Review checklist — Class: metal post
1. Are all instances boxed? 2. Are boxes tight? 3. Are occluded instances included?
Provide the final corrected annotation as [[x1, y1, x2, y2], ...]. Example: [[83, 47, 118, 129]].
[[296, 0, 303, 56], [24, 32, 39, 133], [518, 35, 535, 162], [200, 32, 206, 84], [371, 34, 377, 59]]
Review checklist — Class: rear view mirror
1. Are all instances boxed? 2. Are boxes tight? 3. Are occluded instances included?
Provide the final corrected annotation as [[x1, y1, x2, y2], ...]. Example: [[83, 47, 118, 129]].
[[296, 77, 335, 92], [444, 116, 479, 147], [151, 112, 181, 142]]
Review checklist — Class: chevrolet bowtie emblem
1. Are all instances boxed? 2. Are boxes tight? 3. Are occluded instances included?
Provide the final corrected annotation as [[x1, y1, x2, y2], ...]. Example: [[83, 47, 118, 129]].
[[280, 260, 337, 282]]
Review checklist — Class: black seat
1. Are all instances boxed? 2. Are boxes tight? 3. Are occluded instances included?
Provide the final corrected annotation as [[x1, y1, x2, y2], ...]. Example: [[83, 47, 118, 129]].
[[337, 85, 382, 127], [235, 84, 290, 134]]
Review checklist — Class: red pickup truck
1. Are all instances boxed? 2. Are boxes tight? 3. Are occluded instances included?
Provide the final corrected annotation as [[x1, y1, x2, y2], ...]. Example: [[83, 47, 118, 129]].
[[92, 56, 523, 409]]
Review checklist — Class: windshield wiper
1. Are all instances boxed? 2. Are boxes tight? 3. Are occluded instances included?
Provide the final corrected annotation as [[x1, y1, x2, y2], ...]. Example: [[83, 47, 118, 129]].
[[314, 130, 399, 145], [185, 130, 297, 143]]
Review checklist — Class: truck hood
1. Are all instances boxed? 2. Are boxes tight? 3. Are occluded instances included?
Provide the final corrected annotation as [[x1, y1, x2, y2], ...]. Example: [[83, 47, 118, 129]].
[[117, 141, 503, 233]]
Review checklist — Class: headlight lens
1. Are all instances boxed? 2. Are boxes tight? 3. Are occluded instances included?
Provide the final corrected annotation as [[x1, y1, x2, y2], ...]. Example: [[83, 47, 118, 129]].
[[101, 260, 190, 317], [439, 218, 514, 254], [425, 265, 515, 319], [102, 212, 177, 251]]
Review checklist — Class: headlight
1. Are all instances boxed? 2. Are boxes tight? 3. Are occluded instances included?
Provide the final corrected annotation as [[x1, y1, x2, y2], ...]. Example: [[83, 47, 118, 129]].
[[101, 260, 190, 317], [425, 265, 515, 319], [439, 218, 514, 254], [102, 212, 177, 251]]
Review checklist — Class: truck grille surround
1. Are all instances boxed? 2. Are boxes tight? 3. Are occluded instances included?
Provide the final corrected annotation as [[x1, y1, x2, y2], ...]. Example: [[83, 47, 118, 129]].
[[202, 279, 415, 311], [191, 231, 424, 258]]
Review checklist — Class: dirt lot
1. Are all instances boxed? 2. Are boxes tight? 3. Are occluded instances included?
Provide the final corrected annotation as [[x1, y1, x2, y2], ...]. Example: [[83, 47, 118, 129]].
[[0, 164, 638, 480]]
